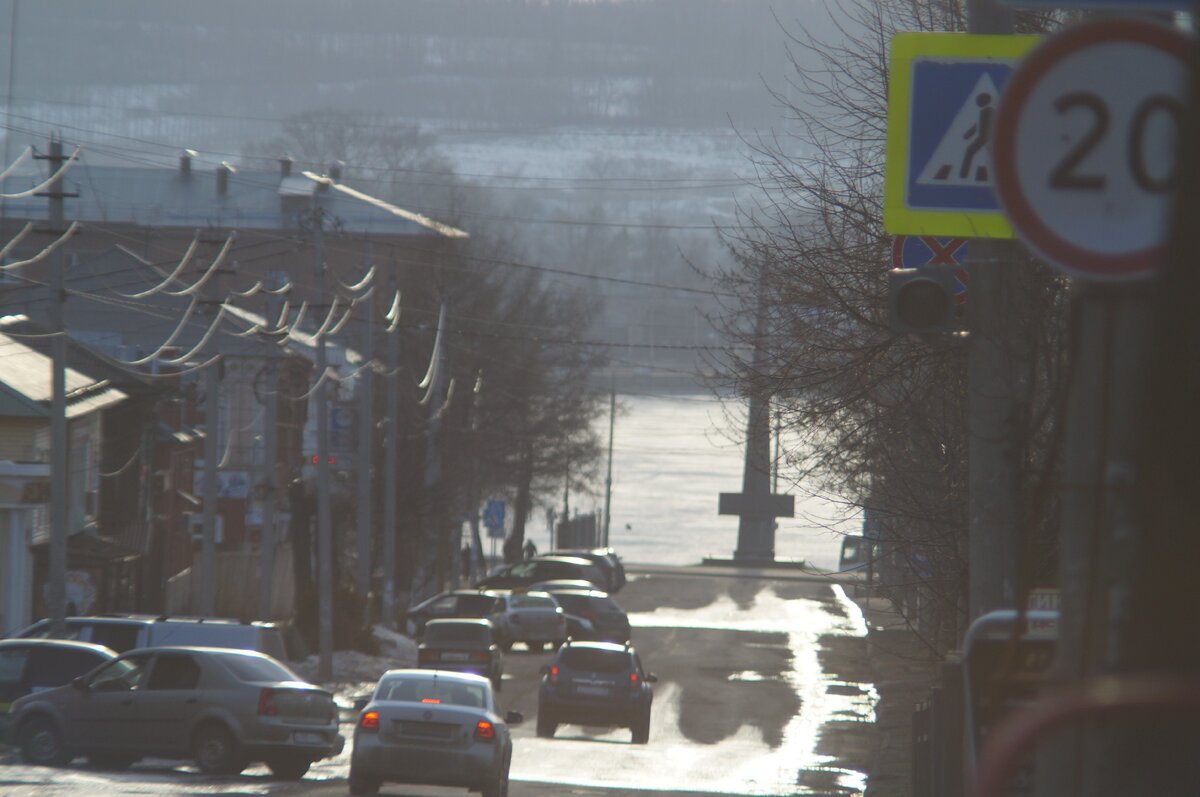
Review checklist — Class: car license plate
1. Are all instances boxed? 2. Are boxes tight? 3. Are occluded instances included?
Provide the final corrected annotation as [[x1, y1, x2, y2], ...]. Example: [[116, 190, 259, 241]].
[[293, 732, 324, 745], [441, 652, 470, 661], [577, 685, 610, 697]]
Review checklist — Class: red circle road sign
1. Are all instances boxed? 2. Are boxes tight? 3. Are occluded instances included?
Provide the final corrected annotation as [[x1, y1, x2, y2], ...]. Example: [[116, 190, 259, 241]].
[[992, 19, 1191, 281]]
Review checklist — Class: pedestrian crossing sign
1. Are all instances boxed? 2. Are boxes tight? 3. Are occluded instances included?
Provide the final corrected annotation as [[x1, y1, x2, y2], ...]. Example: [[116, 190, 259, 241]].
[[884, 33, 1040, 238]]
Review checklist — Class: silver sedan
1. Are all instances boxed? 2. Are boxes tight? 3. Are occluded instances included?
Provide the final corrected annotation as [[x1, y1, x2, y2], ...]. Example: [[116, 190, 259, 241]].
[[349, 669, 522, 797]]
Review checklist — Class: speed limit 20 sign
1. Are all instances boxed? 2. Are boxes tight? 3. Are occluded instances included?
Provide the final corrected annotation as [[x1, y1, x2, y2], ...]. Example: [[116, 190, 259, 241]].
[[993, 19, 1191, 281]]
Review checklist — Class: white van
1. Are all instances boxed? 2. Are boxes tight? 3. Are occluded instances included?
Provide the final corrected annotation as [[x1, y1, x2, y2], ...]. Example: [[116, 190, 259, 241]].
[[11, 615, 288, 661]]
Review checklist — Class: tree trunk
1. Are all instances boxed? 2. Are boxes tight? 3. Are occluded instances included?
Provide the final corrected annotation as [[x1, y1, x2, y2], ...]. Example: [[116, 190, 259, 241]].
[[505, 441, 534, 564]]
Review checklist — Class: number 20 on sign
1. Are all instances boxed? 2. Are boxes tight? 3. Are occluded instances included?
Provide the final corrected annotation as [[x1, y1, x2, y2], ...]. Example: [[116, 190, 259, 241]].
[[992, 19, 1191, 281]]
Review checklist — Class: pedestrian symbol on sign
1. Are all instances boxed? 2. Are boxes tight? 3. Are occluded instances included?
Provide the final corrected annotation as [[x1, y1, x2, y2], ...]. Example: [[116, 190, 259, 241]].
[[917, 73, 1001, 188]]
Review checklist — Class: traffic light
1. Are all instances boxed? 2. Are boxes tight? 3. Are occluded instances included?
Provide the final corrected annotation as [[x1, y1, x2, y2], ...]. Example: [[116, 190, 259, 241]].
[[888, 266, 959, 334]]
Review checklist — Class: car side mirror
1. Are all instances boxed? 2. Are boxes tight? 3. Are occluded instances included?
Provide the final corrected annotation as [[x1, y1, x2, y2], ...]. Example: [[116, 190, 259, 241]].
[[71, 675, 89, 691], [645, 673, 659, 683], [505, 711, 524, 725], [538, 665, 551, 676], [352, 696, 370, 712]]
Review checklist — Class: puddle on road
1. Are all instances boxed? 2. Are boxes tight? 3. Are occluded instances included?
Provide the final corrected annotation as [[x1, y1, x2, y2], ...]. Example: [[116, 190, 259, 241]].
[[504, 582, 878, 796]]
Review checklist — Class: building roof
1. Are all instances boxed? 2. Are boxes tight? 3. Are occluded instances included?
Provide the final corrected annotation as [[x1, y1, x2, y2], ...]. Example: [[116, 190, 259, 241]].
[[0, 158, 467, 239], [0, 327, 128, 420]]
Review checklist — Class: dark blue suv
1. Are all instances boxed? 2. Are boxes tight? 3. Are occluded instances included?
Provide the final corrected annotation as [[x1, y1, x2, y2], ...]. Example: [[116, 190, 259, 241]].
[[536, 640, 657, 743]]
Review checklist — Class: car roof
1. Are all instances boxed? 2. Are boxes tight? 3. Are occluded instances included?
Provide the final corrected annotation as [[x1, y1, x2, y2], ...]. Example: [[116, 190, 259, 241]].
[[0, 637, 117, 656], [548, 589, 611, 599], [532, 555, 596, 566], [562, 640, 632, 654], [379, 668, 491, 686], [425, 618, 493, 627], [121, 645, 279, 659]]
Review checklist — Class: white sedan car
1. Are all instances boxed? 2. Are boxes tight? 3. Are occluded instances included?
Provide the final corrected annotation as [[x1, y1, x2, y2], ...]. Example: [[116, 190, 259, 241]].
[[490, 592, 568, 652], [350, 669, 522, 797]]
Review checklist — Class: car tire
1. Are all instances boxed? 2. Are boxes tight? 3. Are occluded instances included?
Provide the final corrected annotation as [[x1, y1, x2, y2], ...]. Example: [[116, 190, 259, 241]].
[[536, 710, 557, 738], [499, 639, 513, 653], [87, 754, 138, 770], [482, 753, 511, 797], [348, 766, 381, 795], [631, 710, 650, 745], [192, 723, 242, 775], [19, 717, 70, 767], [267, 755, 311, 780]]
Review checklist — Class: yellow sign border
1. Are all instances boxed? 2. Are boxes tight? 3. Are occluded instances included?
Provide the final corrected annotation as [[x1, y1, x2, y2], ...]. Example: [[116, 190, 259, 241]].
[[884, 33, 1040, 238]]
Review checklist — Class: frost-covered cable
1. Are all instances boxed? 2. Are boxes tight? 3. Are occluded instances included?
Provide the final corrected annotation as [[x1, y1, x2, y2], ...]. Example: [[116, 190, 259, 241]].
[[262, 280, 292, 296], [0, 145, 32, 182], [158, 303, 229, 364], [340, 358, 380, 382], [115, 233, 201, 299], [165, 232, 237, 297], [0, 221, 79, 270], [122, 296, 202, 365], [433, 377, 457, 421], [99, 446, 142, 479], [0, 146, 79, 199], [232, 280, 263, 298], [349, 284, 376, 305], [325, 303, 353, 337], [310, 297, 342, 341], [0, 222, 34, 262], [290, 366, 336, 402], [417, 303, 448, 390], [218, 406, 265, 469], [385, 290, 402, 334], [338, 264, 375, 293]]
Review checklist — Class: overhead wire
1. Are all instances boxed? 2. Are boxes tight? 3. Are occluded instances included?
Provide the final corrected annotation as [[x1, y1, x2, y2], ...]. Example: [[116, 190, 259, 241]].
[[0, 145, 80, 199], [0, 221, 80, 270]]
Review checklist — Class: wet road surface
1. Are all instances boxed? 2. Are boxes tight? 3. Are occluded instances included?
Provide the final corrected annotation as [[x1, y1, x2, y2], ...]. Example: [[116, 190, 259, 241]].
[[0, 569, 876, 796]]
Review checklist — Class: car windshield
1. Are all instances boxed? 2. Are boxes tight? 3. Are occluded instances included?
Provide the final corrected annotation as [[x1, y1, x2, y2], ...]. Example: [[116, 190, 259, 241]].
[[424, 623, 490, 645], [220, 653, 298, 683], [375, 676, 489, 709], [559, 647, 632, 674]]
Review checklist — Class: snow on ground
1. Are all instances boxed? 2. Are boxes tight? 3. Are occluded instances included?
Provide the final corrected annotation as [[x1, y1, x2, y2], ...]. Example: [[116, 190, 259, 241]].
[[291, 624, 418, 708]]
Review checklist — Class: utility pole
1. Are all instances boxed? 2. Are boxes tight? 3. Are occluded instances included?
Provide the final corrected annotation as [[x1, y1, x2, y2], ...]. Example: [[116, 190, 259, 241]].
[[355, 292, 374, 601], [381, 277, 400, 629], [423, 303, 449, 588], [965, 0, 1017, 622], [257, 288, 282, 621], [313, 205, 334, 682], [602, 380, 615, 548], [37, 137, 72, 634], [467, 372, 485, 581]]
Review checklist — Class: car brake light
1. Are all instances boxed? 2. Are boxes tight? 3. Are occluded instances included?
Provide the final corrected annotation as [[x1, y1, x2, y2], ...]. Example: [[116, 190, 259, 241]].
[[548, 666, 559, 685], [421, 698, 441, 704], [360, 711, 379, 732], [257, 687, 278, 716], [474, 720, 496, 741], [630, 672, 640, 691]]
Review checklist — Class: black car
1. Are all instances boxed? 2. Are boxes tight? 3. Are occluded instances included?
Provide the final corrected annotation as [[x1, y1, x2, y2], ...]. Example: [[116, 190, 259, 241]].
[[543, 590, 631, 643], [477, 556, 607, 591], [537, 640, 656, 743], [544, 548, 627, 592], [417, 619, 504, 691], [405, 590, 503, 638], [0, 639, 117, 734]]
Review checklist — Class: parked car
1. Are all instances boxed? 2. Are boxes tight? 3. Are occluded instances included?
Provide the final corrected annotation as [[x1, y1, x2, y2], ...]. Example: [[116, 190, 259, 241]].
[[526, 579, 598, 594], [489, 592, 567, 652], [417, 619, 504, 691], [12, 615, 288, 660], [350, 669, 521, 797], [541, 589, 631, 643], [537, 640, 656, 743], [544, 548, 627, 592], [7, 646, 344, 779], [405, 590, 504, 639], [477, 556, 606, 591], [0, 639, 117, 735]]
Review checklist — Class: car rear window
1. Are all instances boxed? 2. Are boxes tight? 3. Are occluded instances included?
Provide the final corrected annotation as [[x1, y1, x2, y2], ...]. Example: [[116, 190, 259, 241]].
[[220, 652, 298, 683], [27, 647, 109, 688], [87, 623, 143, 653], [424, 623, 491, 645], [375, 677, 489, 708], [455, 595, 499, 614], [511, 595, 556, 610], [559, 647, 632, 673], [553, 594, 590, 613]]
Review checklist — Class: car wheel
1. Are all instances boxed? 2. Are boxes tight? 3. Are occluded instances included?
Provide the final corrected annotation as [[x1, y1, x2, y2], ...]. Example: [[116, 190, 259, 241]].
[[87, 754, 138, 770], [348, 766, 381, 795], [20, 717, 70, 767], [631, 710, 650, 745], [192, 723, 242, 775], [536, 710, 557, 738], [267, 755, 311, 780], [499, 639, 513, 653], [482, 753, 511, 797]]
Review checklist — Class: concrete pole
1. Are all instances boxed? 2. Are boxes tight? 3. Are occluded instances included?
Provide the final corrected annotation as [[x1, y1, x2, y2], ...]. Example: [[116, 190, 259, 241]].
[[602, 381, 615, 548], [965, 0, 1016, 622], [45, 137, 67, 634], [313, 207, 334, 681], [355, 303, 373, 599], [382, 280, 399, 629], [200, 345, 219, 615], [257, 291, 281, 621]]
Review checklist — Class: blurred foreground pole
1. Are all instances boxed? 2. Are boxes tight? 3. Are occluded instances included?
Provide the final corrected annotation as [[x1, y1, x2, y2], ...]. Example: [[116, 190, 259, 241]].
[[965, 0, 1018, 622], [43, 138, 69, 634]]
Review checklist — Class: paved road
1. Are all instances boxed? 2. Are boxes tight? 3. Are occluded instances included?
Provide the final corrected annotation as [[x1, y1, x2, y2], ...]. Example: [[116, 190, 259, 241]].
[[0, 569, 876, 796]]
